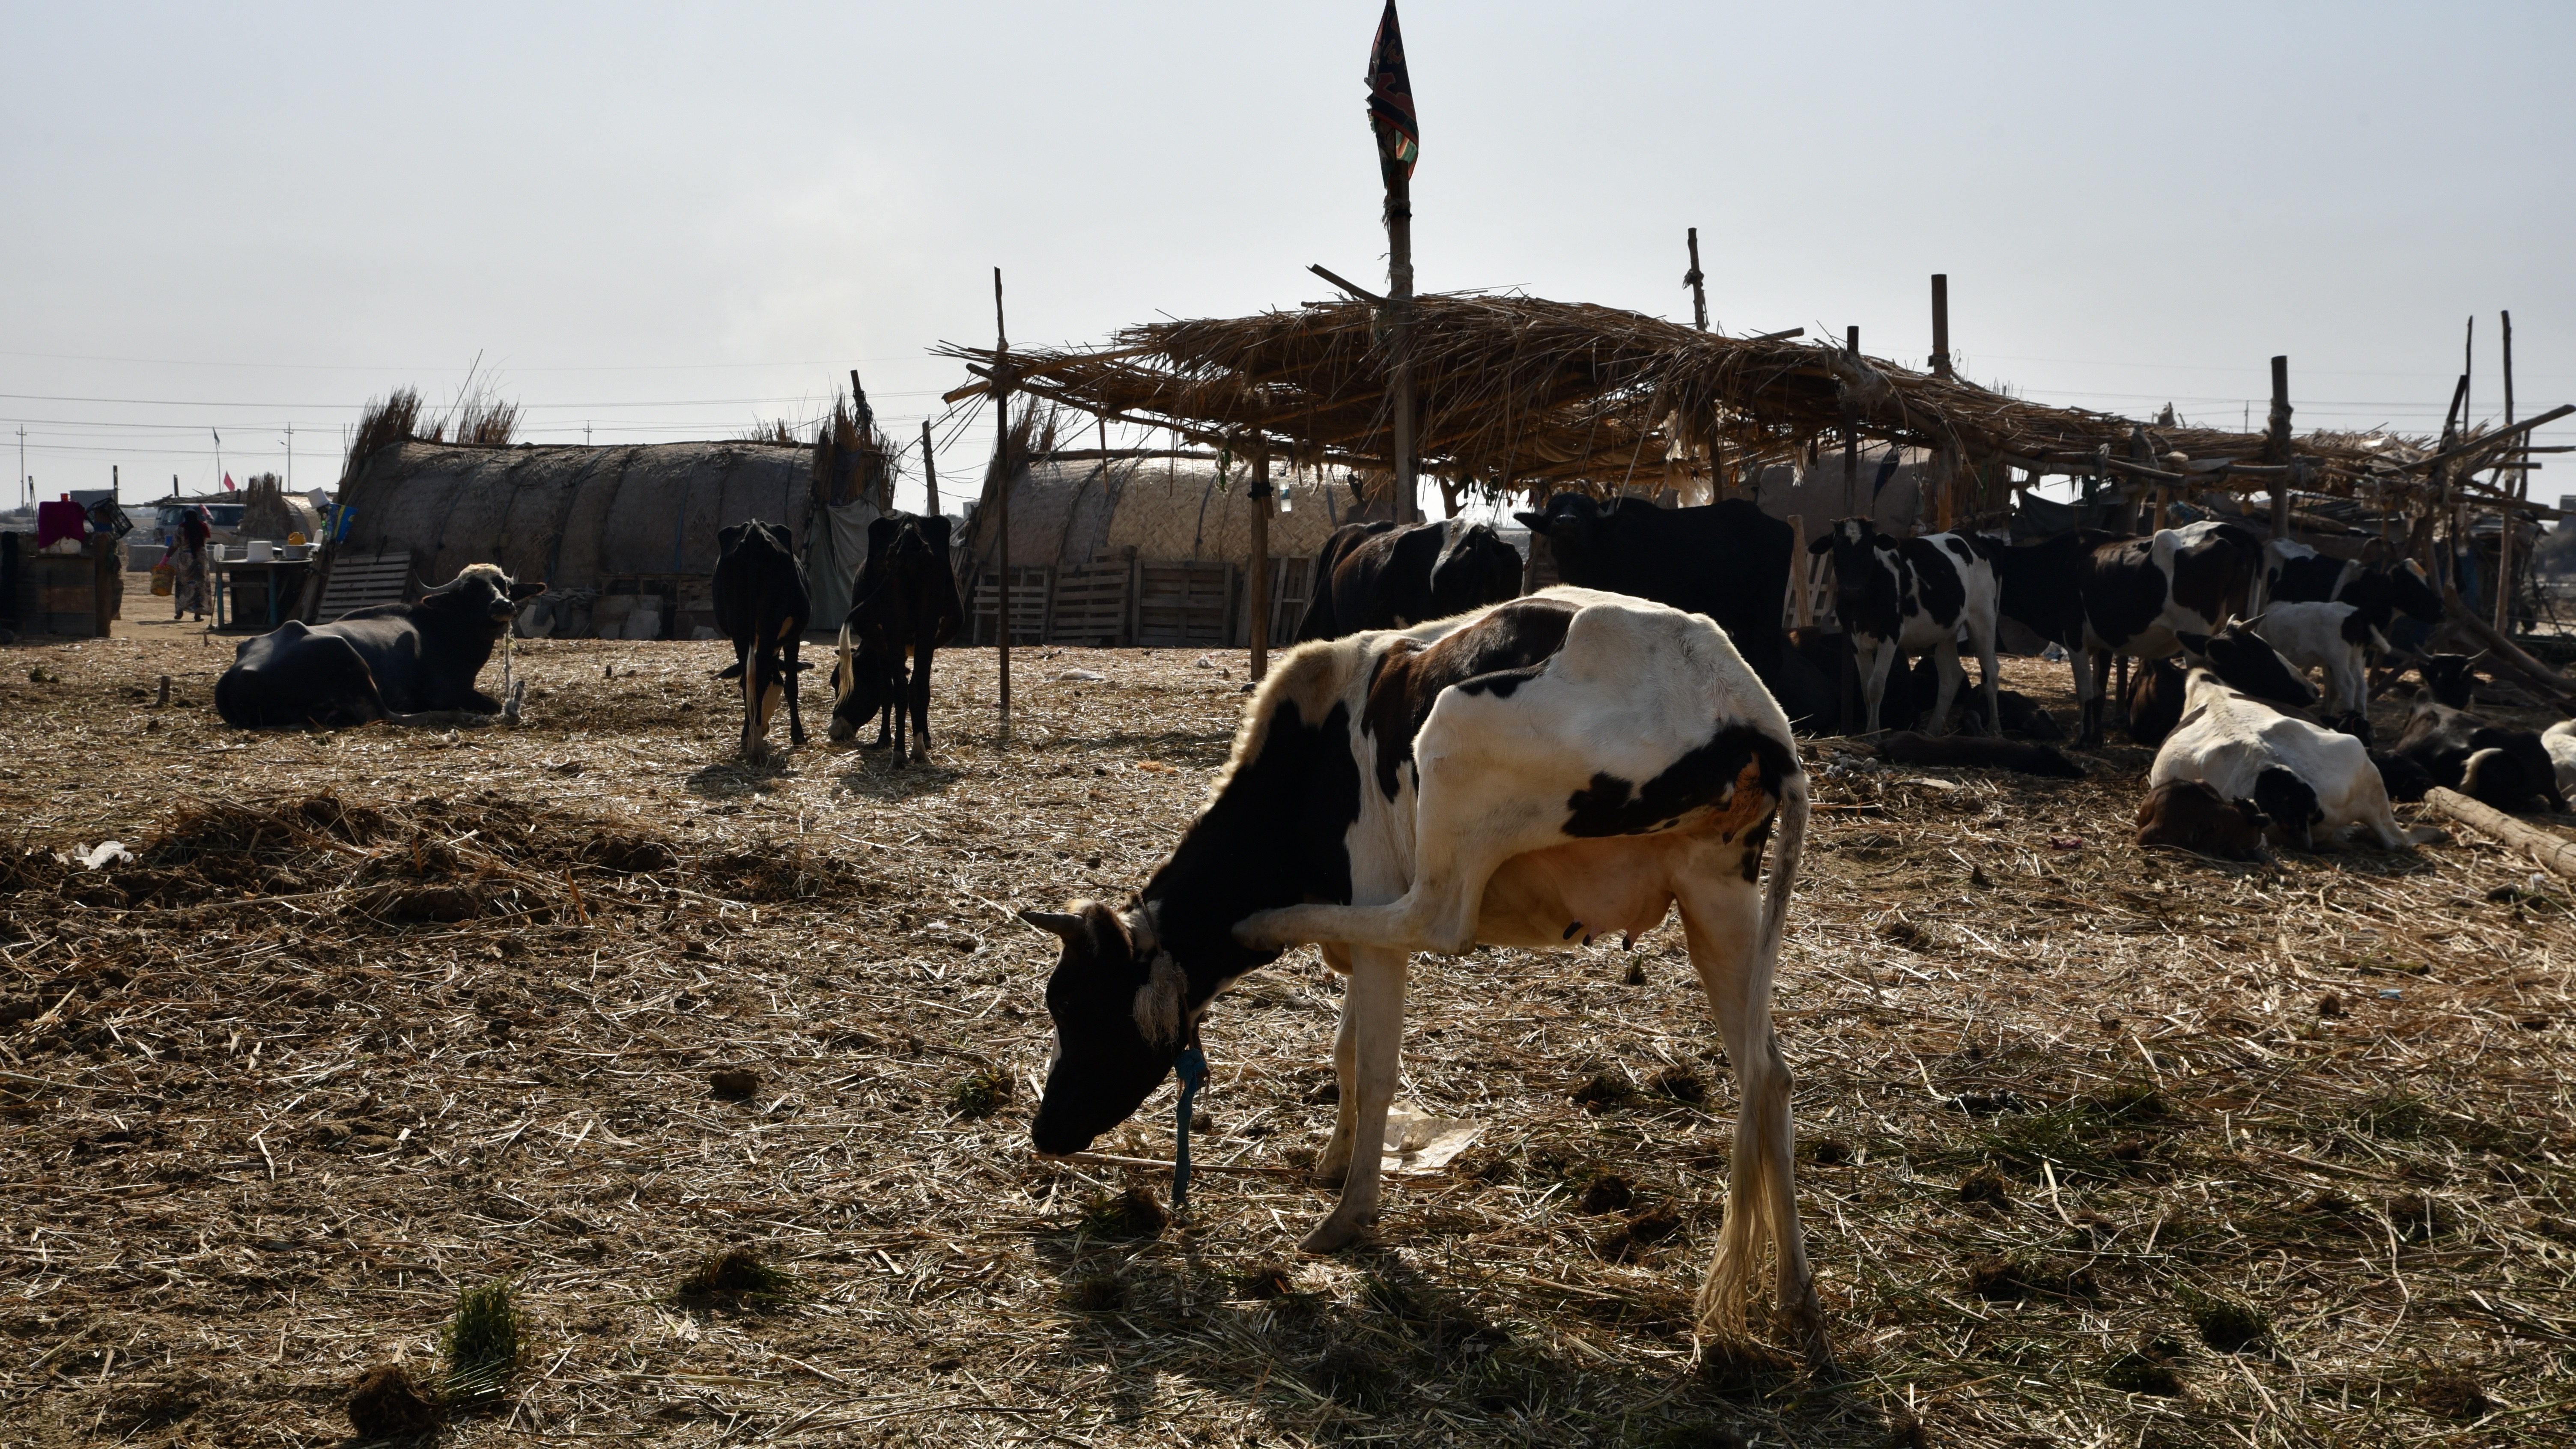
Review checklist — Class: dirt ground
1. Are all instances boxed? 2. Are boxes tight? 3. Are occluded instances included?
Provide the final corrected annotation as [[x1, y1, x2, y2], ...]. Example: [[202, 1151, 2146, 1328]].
[[1, 587, 2571, 1448]]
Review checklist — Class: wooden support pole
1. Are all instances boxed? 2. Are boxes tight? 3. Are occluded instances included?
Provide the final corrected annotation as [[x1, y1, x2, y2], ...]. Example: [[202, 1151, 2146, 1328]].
[[1786, 514, 1813, 628], [1929, 274, 1952, 379], [1386, 167, 1417, 525], [2267, 355, 2293, 540], [1248, 448, 1272, 681], [990, 267, 1013, 740], [2425, 787, 2576, 880], [920, 420, 940, 516], [1845, 326, 1861, 520], [1684, 227, 1708, 332], [2496, 310, 2518, 634]]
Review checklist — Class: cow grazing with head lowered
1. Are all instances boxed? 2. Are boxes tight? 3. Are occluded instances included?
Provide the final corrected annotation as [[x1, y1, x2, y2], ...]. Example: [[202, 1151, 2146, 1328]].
[[830, 513, 961, 763], [1293, 519, 1523, 642], [2147, 667, 2422, 850], [1022, 587, 1828, 1368], [1809, 519, 1999, 734], [712, 520, 811, 763], [215, 564, 543, 729], [1989, 520, 2263, 745], [2245, 601, 2385, 718]]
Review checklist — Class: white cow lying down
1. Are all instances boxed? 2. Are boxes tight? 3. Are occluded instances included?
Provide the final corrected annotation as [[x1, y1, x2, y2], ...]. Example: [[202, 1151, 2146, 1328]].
[[2148, 667, 2426, 850], [1021, 587, 1828, 1367]]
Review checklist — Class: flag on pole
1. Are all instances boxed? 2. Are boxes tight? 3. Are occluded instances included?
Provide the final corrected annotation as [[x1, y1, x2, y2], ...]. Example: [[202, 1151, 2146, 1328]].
[[222, 473, 236, 492], [212, 429, 221, 446], [1366, 1, 1417, 184]]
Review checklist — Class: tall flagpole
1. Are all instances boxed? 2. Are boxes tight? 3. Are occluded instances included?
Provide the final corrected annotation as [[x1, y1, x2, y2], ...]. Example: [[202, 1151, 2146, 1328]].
[[1368, 3, 1420, 526]]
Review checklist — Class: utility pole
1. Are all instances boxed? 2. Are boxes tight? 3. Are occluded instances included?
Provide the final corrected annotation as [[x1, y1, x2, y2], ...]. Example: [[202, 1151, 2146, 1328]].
[[989, 266, 1014, 742], [1845, 326, 1861, 520], [920, 420, 941, 516], [16, 426, 24, 510], [2496, 310, 2518, 633], [1367, 2, 1419, 525], [284, 423, 293, 494], [1929, 274, 1953, 379]]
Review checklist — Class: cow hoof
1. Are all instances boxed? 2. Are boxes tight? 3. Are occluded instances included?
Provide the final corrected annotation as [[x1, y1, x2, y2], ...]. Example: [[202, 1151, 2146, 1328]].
[[1298, 1213, 1372, 1254]]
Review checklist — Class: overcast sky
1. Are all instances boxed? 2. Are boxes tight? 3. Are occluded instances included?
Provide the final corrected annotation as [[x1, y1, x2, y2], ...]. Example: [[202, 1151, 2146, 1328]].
[[6, 1, 2570, 519]]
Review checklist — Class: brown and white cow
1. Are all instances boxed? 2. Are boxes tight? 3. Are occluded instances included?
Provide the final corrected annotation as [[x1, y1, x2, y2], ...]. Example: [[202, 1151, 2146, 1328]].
[[1020, 587, 1827, 1367]]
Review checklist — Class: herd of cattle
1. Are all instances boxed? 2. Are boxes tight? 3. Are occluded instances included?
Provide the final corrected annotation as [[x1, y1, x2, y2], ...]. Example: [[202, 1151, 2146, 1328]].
[[200, 492, 2576, 1367]]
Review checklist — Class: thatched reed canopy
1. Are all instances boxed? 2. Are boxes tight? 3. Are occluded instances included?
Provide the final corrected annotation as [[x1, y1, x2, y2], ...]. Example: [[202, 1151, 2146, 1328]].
[[943, 293, 2546, 513]]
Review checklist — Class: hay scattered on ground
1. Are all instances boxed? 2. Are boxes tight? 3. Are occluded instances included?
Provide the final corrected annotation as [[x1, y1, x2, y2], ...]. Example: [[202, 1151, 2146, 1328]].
[[0, 629, 2569, 1446]]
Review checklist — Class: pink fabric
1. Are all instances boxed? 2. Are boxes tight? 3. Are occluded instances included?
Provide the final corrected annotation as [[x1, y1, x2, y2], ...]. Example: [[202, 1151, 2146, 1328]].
[[36, 500, 87, 549]]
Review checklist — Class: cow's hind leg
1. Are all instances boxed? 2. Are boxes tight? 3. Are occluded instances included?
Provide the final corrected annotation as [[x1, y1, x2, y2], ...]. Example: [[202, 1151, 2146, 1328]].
[[1301, 945, 1407, 1252], [1928, 637, 1965, 737], [784, 632, 806, 746], [909, 641, 936, 763], [1677, 870, 1828, 1371], [1860, 637, 1897, 734], [1968, 617, 2002, 737]]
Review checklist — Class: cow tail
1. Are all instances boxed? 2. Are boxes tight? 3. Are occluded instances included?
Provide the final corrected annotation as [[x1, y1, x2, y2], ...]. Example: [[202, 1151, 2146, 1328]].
[[835, 621, 856, 710]]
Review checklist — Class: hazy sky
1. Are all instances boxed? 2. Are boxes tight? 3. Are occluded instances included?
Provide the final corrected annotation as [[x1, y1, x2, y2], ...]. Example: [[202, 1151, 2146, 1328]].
[[6, 2, 2571, 517]]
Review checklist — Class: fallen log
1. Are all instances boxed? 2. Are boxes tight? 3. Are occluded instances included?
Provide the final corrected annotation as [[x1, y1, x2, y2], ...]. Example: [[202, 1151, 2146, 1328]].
[[2424, 786, 2576, 881]]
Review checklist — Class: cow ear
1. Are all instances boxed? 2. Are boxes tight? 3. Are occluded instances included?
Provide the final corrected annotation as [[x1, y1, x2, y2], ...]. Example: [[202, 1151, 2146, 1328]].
[[510, 581, 547, 602], [716, 662, 745, 680], [1511, 511, 1546, 531]]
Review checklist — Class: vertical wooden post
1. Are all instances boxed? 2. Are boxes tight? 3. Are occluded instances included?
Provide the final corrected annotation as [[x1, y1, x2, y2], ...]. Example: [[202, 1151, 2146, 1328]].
[[990, 267, 1012, 740], [2496, 310, 2518, 632], [1248, 447, 1273, 681], [920, 420, 940, 516], [1684, 227, 1708, 331], [1929, 274, 1952, 379], [1387, 167, 1417, 525], [1844, 326, 1861, 521], [1786, 514, 1813, 628], [2267, 355, 2293, 542]]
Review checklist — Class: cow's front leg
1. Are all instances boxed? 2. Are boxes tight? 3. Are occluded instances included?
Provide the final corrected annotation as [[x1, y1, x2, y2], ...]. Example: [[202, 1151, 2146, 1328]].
[[1860, 637, 1899, 734], [908, 647, 936, 763], [1303, 946, 1407, 1252], [1928, 639, 1965, 737], [784, 642, 806, 746]]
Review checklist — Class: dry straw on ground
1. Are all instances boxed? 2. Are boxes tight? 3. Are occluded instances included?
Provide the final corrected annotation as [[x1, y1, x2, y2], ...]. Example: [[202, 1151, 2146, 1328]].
[[0, 627, 2570, 1446]]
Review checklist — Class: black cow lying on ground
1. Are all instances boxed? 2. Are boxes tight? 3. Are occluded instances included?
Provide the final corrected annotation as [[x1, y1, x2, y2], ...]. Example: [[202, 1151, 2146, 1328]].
[[2391, 702, 2567, 814], [2417, 653, 2480, 709], [1518, 492, 1846, 729], [713, 520, 811, 763], [829, 513, 961, 763], [1293, 519, 1523, 642], [1988, 520, 2263, 746], [215, 564, 543, 728]]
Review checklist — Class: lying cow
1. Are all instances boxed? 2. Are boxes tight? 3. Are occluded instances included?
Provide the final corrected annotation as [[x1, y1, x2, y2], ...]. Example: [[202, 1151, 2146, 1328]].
[[830, 513, 961, 763], [712, 520, 811, 762], [2135, 778, 2270, 862], [1293, 519, 1523, 642], [1809, 519, 2000, 735], [2391, 703, 2566, 814], [2246, 601, 2384, 718], [1021, 587, 1829, 1368], [215, 563, 542, 729], [2418, 653, 2480, 708], [2127, 623, 2329, 746], [2147, 667, 2421, 850], [1990, 520, 2263, 746]]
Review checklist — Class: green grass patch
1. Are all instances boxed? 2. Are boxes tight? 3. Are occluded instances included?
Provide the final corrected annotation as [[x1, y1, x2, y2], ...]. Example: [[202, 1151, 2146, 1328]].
[[677, 1247, 800, 1302], [946, 1066, 1013, 1119], [441, 1280, 524, 1400]]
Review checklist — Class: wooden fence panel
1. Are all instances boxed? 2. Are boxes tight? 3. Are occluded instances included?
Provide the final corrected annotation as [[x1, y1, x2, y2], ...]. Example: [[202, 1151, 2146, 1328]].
[[1137, 561, 1233, 649], [969, 565, 1052, 645], [1047, 564, 1131, 646]]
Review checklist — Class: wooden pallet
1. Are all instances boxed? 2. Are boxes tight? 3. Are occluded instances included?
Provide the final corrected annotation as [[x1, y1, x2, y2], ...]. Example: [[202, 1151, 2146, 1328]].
[[969, 566, 1052, 645], [1234, 554, 1314, 646], [317, 550, 413, 621], [1047, 563, 1130, 646], [1137, 561, 1234, 649]]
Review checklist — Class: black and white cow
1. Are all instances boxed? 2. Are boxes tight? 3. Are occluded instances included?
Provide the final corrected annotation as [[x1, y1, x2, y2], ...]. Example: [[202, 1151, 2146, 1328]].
[[2245, 601, 2385, 718], [1021, 587, 1828, 1367], [1293, 519, 1524, 642], [1808, 519, 1999, 735], [215, 563, 543, 729], [1516, 492, 1848, 730], [1989, 520, 2264, 745], [2261, 540, 2445, 641], [829, 513, 962, 763], [712, 520, 811, 763], [2391, 703, 2567, 814], [2148, 667, 2422, 850]]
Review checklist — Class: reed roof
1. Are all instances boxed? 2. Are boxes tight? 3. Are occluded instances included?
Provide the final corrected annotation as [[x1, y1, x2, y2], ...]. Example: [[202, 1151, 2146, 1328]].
[[943, 293, 2542, 508]]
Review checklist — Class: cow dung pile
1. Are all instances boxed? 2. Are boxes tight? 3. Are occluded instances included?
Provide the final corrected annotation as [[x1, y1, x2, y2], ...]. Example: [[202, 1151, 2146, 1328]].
[[0, 629, 2568, 1448]]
